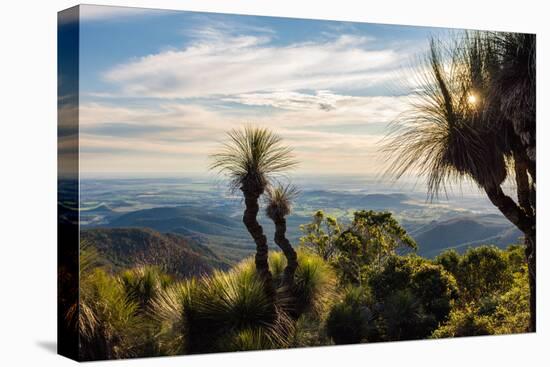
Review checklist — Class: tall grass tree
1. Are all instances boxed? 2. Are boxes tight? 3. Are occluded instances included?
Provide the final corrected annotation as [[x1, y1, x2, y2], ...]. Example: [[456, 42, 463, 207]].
[[384, 32, 536, 330], [265, 184, 299, 287], [210, 126, 298, 297]]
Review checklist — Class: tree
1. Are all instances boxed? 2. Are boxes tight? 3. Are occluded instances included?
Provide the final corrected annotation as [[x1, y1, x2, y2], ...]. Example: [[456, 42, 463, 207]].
[[210, 126, 297, 296], [326, 287, 372, 344], [334, 210, 417, 284], [488, 33, 536, 332], [384, 32, 536, 330], [457, 246, 512, 302], [265, 184, 299, 287], [368, 255, 458, 340], [299, 210, 341, 261]]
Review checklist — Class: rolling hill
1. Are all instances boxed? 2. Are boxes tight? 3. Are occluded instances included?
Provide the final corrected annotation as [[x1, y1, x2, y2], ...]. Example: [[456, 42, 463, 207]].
[[81, 227, 230, 278], [411, 216, 523, 257]]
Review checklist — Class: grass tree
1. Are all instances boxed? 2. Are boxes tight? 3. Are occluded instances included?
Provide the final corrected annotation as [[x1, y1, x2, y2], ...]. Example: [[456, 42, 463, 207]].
[[265, 184, 299, 287], [486, 33, 536, 332], [384, 33, 536, 331], [210, 126, 297, 296]]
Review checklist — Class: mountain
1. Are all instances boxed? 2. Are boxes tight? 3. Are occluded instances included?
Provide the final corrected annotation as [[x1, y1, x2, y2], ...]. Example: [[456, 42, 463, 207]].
[[106, 206, 255, 262], [412, 216, 523, 257], [81, 227, 229, 278]]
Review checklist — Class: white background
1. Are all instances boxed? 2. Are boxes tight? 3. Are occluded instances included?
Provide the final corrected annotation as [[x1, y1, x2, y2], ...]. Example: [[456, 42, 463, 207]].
[[1, 0, 548, 365]]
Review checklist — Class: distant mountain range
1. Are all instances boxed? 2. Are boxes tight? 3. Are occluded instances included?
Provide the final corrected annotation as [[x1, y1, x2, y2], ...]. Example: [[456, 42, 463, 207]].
[[79, 179, 523, 262], [98, 203, 522, 261], [411, 215, 523, 257], [81, 227, 230, 277]]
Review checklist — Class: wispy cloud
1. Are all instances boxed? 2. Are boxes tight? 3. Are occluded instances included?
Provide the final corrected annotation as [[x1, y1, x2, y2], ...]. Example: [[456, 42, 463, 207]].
[[102, 31, 406, 98], [79, 20, 428, 175]]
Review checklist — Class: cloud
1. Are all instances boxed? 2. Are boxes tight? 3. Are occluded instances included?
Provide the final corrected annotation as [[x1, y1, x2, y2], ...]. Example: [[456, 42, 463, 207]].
[[223, 90, 410, 124], [102, 32, 405, 98], [78, 92, 408, 175], [80, 23, 422, 175]]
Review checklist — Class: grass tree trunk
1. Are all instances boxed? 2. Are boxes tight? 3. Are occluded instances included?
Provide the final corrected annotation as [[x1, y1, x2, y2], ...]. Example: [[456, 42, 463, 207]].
[[514, 155, 536, 332], [484, 183, 536, 332], [242, 188, 274, 297], [525, 232, 536, 332], [273, 216, 298, 287]]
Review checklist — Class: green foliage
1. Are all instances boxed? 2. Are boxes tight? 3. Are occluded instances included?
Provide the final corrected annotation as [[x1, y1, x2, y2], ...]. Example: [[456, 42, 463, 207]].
[[73, 227, 529, 357], [299, 210, 341, 261], [491, 265, 530, 334], [149, 280, 198, 355], [432, 305, 494, 338], [300, 209, 416, 284], [79, 268, 142, 360], [291, 249, 337, 317], [326, 287, 372, 344], [120, 266, 172, 310], [434, 249, 460, 275], [432, 246, 529, 337], [192, 268, 292, 353], [436, 246, 512, 302], [241, 249, 337, 318], [209, 125, 298, 192], [265, 183, 299, 220], [218, 328, 282, 352], [366, 255, 458, 341]]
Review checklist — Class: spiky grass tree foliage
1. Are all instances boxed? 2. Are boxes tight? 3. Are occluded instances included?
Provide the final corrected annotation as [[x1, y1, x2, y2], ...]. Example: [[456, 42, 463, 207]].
[[66, 242, 143, 360], [264, 250, 337, 319], [149, 280, 198, 355], [385, 33, 536, 331], [118, 266, 173, 357], [120, 266, 172, 310], [237, 250, 337, 320], [488, 33, 536, 176], [265, 184, 299, 287], [152, 267, 293, 354], [210, 126, 298, 296], [220, 328, 282, 352], [385, 37, 508, 197], [79, 268, 142, 360]]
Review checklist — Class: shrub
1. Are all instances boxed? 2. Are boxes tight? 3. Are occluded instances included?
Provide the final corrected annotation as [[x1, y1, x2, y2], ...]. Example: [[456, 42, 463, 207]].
[[326, 287, 372, 344], [367, 255, 458, 341], [240, 249, 337, 319], [436, 246, 512, 303], [120, 266, 172, 310], [79, 268, 142, 360], [491, 265, 530, 334], [432, 306, 494, 338]]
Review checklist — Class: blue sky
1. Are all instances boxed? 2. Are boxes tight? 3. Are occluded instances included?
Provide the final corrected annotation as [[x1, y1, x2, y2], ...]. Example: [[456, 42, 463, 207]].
[[75, 5, 452, 177]]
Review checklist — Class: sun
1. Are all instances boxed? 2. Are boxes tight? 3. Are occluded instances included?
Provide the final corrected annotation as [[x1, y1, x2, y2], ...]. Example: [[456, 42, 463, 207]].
[[467, 94, 478, 105]]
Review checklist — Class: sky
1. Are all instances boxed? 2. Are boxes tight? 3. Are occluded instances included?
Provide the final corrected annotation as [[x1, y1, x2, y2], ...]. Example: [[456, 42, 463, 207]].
[[74, 5, 453, 178]]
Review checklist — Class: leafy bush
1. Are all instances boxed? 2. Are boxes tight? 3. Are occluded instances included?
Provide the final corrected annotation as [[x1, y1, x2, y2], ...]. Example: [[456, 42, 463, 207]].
[[300, 210, 416, 285], [326, 287, 372, 344], [436, 246, 512, 302], [367, 255, 458, 341], [491, 265, 530, 334], [432, 305, 494, 338], [433, 246, 529, 338]]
